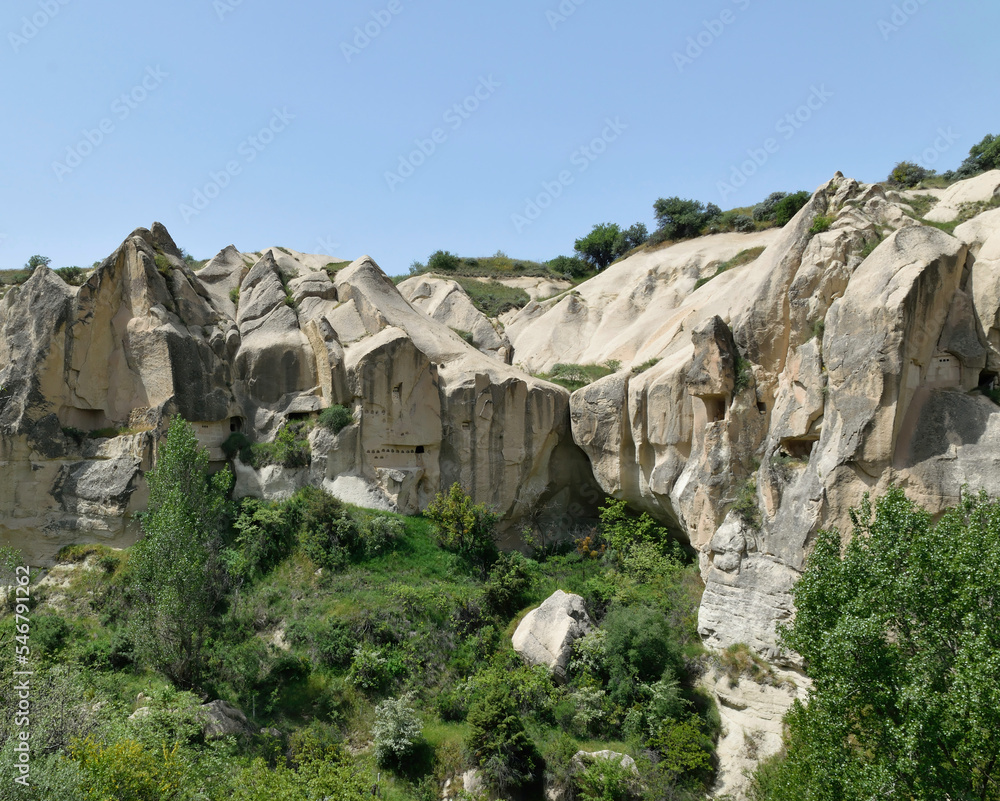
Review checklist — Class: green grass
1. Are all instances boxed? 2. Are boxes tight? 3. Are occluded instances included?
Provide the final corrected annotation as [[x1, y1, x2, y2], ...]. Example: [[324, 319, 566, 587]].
[[631, 358, 661, 375], [323, 261, 352, 278], [902, 194, 939, 218], [535, 362, 617, 392], [452, 276, 531, 317], [693, 246, 766, 290], [808, 215, 833, 236]]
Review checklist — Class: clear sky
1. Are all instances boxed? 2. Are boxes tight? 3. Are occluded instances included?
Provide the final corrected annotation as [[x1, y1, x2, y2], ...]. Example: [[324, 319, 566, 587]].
[[1, 0, 997, 276]]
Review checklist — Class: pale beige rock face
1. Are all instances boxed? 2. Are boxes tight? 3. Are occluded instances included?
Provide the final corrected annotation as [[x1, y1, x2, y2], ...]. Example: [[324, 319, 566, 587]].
[[397, 274, 512, 362], [0, 231, 596, 564], [511, 590, 592, 682], [923, 169, 1000, 222]]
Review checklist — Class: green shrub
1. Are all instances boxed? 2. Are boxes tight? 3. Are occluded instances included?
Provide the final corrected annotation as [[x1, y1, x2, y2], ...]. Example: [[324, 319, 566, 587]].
[[752, 191, 789, 222], [226, 498, 295, 583], [359, 514, 404, 557], [372, 693, 422, 766], [734, 355, 753, 393], [153, 252, 172, 276], [887, 161, 935, 188], [290, 486, 359, 568], [808, 215, 833, 235], [733, 475, 761, 529], [452, 276, 531, 317], [348, 644, 394, 692], [426, 249, 461, 272], [652, 197, 722, 240], [55, 266, 87, 286], [540, 362, 616, 392], [466, 682, 541, 792], [772, 191, 811, 226], [229, 286, 239, 307], [249, 422, 311, 468], [481, 551, 534, 618], [547, 254, 593, 279], [318, 404, 354, 434], [425, 483, 499, 576], [602, 605, 683, 708], [631, 358, 660, 374], [576, 755, 640, 801]]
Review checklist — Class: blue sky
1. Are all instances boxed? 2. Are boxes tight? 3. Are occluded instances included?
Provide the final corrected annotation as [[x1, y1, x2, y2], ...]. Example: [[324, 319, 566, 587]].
[[1, 0, 996, 276]]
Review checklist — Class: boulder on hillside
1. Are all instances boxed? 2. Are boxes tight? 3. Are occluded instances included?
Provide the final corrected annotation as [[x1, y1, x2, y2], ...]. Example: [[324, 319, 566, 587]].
[[511, 590, 592, 682], [198, 700, 252, 740]]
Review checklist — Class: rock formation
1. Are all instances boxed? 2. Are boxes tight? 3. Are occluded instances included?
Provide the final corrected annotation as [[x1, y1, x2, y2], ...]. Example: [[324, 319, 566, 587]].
[[0, 227, 600, 563], [511, 590, 593, 682]]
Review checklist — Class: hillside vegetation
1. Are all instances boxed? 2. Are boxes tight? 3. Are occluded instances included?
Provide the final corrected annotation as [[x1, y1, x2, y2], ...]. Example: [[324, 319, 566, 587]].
[[0, 418, 714, 800]]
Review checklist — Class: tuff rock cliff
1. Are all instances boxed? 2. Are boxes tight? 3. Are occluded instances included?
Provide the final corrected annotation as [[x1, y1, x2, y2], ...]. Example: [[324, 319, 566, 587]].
[[0, 224, 599, 564], [5, 171, 1000, 796]]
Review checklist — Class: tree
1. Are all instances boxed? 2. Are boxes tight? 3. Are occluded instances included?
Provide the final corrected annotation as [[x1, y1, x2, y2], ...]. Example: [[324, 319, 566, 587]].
[[614, 222, 649, 257], [752, 487, 1000, 801], [887, 161, 935, 188], [425, 483, 498, 576], [24, 254, 51, 274], [466, 683, 540, 793], [426, 249, 461, 272], [574, 222, 622, 270], [127, 416, 232, 686], [955, 133, 1000, 179], [652, 197, 721, 241], [547, 254, 592, 278], [372, 693, 422, 766]]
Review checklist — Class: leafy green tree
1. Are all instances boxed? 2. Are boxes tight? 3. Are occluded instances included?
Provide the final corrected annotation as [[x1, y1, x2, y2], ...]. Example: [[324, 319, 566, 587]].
[[466, 682, 540, 793], [547, 254, 593, 278], [956, 133, 1000, 178], [24, 254, 51, 274], [127, 416, 232, 686], [652, 197, 721, 241], [426, 249, 461, 272], [772, 191, 811, 226], [425, 483, 498, 576], [887, 161, 935, 188], [613, 222, 649, 257], [575, 223, 623, 270], [752, 486, 1000, 801]]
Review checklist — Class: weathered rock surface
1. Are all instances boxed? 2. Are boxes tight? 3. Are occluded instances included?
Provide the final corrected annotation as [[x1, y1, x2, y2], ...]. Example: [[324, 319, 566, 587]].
[[397, 274, 513, 362], [511, 590, 592, 682], [923, 169, 1000, 222], [0, 228, 600, 564], [198, 700, 253, 740]]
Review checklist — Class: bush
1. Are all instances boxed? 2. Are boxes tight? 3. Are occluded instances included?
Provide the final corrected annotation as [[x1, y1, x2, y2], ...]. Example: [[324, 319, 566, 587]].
[[955, 133, 1000, 179], [55, 266, 87, 285], [772, 191, 810, 226], [359, 514, 404, 557], [547, 255, 593, 279], [752, 191, 789, 221], [250, 421, 311, 468], [808, 215, 833, 235], [652, 197, 722, 240], [425, 483, 498, 576], [226, 498, 295, 583], [290, 486, 359, 568], [222, 431, 253, 462], [426, 249, 461, 272], [319, 404, 354, 434], [602, 605, 683, 708], [887, 160, 935, 188], [372, 693, 422, 766], [481, 551, 534, 618], [466, 683, 541, 793], [348, 644, 394, 692], [575, 223, 623, 270], [453, 276, 530, 317]]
